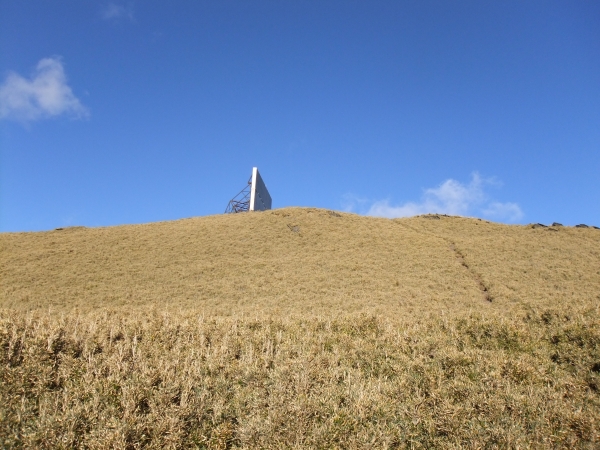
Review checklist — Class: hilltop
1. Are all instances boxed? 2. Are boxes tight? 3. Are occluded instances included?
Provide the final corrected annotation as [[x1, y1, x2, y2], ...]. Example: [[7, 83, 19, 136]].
[[1, 208, 599, 448], [2, 207, 599, 317]]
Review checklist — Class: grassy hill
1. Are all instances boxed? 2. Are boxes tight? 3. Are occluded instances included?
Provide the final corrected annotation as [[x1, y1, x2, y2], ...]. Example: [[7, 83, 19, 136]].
[[1, 208, 599, 448]]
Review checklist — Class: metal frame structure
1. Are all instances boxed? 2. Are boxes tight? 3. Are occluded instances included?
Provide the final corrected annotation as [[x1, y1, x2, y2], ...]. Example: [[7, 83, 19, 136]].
[[224, 175, 252, 213], [225, 167, 272, 214]]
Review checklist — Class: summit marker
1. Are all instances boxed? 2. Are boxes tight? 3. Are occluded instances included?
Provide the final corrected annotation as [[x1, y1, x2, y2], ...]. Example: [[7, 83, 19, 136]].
[[225, 167, 272, 213]]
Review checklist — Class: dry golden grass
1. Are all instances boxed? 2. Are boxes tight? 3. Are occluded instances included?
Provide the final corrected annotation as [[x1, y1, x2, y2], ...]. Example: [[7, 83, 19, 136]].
[[1, 208, 599, 448]]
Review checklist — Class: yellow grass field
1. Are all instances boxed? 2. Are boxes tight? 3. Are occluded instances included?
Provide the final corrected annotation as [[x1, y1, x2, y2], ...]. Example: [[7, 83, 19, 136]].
[[1, 208, 599, 448]]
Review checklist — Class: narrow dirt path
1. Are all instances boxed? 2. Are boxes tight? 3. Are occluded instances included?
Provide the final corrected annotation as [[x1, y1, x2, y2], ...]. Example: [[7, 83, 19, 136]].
[[395, 219, 493, 303]]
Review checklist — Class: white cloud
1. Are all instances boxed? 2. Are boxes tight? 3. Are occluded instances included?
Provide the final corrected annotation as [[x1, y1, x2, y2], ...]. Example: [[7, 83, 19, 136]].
[[482, 201, 524, 222], [0, 57, 89, 122], [341, 193, 369, 213], [345, 173, 524, 223], [102, 3, 134, 21]]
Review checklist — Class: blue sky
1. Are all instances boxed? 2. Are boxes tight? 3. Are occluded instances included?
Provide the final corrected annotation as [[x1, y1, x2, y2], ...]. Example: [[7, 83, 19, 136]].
[[1, 1, 599, 232]]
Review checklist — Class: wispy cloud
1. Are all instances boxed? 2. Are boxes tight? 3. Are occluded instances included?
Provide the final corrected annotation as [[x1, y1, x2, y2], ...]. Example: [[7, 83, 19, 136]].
[[341, 193, 369, 213], [0, 57, 89, 123], [102, 3, 134, 21], [344, 173, 524, 223], [482, 201, 524, 222]]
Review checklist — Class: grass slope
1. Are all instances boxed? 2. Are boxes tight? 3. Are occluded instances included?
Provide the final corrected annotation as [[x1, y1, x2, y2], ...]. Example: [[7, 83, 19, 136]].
[[1, 208, 599, 448]]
